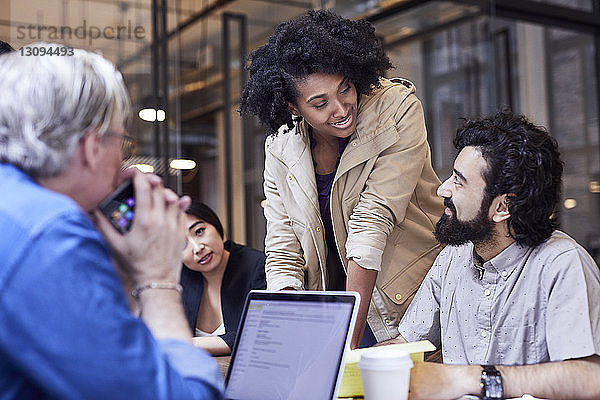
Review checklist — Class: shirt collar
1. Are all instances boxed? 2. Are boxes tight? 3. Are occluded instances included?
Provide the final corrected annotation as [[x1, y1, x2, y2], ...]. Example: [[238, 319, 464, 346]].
[[476, 240, 531, 281]]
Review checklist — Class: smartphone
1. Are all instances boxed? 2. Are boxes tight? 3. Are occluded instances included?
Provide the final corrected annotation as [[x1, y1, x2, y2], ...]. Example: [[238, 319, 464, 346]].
[[98, 180, 136, 234]]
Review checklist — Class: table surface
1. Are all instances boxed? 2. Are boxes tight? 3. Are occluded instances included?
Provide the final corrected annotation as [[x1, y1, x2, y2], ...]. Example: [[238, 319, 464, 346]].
[[214, 355, 230, 378], [213, 356, 539, 400]]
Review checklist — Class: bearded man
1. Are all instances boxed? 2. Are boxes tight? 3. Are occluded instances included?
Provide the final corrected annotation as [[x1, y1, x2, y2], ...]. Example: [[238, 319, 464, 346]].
[[391, 110, 600, 399]]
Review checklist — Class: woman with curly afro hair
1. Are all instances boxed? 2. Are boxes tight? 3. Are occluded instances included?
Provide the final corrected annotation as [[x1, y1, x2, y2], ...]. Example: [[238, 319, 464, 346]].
[[240, 9, 444, 349]]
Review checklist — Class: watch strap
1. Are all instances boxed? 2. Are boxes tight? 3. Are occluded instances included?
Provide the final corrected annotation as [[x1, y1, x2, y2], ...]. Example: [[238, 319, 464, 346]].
[[480, 364, 503, 400]]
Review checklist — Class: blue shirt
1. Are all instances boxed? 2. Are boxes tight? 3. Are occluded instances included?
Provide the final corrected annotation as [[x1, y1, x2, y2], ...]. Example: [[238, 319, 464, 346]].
[[0, 164, 224, 400]]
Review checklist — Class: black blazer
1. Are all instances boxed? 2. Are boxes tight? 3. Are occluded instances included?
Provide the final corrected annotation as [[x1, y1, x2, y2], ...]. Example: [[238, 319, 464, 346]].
[[180, 240, 266, 349]]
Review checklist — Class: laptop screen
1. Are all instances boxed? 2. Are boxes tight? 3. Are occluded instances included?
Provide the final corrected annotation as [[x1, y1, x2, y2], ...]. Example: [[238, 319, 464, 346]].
[[224, 291, 358, 400]]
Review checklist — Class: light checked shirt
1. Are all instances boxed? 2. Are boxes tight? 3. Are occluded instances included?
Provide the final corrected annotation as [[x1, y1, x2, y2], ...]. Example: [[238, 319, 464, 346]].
[[398, 231, 600, 365]]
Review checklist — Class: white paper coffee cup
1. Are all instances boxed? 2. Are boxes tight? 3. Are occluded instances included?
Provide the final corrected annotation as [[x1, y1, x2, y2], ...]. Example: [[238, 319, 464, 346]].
[[357, 349, 413, 400]]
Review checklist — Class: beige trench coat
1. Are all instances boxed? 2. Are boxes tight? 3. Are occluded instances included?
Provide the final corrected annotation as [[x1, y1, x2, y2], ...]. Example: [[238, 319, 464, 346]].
[[263, 78, 444, 341]]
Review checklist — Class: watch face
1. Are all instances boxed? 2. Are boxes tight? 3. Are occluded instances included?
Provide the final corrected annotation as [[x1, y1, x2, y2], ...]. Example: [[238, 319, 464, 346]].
[[481, 366, 503, 400]]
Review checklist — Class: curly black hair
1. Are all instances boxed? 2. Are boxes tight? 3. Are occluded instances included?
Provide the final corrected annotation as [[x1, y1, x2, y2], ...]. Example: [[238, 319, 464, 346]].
[[239, 9, 392, 135], [454, 110, 564, 248]]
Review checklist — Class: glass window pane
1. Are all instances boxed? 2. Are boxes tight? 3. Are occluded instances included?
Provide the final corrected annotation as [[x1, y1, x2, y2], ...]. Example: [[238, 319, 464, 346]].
[[529, 0, 593, 12]]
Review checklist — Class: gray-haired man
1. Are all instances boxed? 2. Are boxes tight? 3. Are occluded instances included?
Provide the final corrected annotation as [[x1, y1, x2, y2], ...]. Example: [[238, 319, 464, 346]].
[[388, 111, 600, 399], [0, 43, 223, 399]]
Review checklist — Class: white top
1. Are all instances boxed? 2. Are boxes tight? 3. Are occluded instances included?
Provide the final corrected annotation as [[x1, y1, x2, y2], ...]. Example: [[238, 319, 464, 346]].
[[195, 323, 225, 337]]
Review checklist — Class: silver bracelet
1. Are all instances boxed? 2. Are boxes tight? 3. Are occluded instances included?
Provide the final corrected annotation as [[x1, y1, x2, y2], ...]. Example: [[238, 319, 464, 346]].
[[131, 282, 183, 299]]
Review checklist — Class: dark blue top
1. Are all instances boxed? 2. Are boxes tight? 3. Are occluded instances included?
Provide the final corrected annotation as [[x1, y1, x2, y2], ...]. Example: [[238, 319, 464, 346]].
[[309, 131, 350, 254], [180, 240, 266, 350], [0, 164, 223, 399], [308, 133, 378, 347]]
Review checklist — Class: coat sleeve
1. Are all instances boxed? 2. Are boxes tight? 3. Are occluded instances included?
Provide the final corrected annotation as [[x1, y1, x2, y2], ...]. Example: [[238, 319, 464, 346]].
[[220, 329, 236, 350], [251, 250, 267, 290], [263, 138, 307, 290], [346, 90, 432, 271], [219, 247, 266, 349]]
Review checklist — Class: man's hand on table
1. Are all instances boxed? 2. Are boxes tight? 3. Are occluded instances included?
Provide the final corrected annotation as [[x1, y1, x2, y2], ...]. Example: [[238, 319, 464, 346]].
[[408, 362, 480, 400]]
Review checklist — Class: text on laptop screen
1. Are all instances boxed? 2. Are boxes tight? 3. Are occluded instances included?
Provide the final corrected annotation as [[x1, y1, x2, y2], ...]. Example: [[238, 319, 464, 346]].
[[225, 296, 354, 400]]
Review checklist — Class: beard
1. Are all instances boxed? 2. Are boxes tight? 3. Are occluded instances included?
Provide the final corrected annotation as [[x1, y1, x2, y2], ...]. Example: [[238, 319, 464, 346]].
[[434, 198, 495, 246]]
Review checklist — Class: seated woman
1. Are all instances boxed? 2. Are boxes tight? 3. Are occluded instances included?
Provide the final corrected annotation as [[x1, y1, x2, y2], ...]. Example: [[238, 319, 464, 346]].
[[180, 201, 266, 355]]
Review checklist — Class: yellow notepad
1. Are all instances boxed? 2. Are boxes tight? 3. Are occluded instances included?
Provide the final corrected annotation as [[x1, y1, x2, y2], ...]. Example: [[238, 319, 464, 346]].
[[337, 340, 436, 398]]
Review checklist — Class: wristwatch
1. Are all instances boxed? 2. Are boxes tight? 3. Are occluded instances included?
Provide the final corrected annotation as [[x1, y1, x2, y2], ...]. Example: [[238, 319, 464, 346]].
[[480, 365, 503, 400]]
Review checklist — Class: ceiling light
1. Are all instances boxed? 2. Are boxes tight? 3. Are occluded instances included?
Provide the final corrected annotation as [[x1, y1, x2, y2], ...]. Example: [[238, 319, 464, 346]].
[[138, 108, 166, 122], [170, 159, 196, 170], [563, 198, 576, 209], [131, 163, 154, 173], [139, 108, 157, 122]]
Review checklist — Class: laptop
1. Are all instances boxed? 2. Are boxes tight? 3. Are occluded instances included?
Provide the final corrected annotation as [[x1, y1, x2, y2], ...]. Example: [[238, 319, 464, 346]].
[[224, 290, 359, 400]]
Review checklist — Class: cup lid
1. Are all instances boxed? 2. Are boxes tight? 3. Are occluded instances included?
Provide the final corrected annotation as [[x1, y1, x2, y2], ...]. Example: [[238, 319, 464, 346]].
[[357, 349, 414, 370]]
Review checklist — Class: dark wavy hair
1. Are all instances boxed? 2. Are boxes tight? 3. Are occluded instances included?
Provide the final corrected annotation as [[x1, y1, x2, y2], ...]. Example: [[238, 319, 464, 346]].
[[185, 201, 224, 239], [454, 110, 563, 247], [239, 9, 392, 135]]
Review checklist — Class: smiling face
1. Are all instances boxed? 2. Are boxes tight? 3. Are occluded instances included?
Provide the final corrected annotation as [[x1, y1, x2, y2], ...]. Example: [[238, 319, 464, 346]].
[[288, 72, 358, 139], [182, 213, 228, 275], [434, 146, 495, 246]]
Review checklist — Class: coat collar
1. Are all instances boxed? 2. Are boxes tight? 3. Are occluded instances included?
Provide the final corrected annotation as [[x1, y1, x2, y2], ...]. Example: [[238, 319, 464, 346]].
[[266, 123, 319, 206], [354, 77, 415, 142], [265, 77, 417, 196], [267, 77, 416, 162]]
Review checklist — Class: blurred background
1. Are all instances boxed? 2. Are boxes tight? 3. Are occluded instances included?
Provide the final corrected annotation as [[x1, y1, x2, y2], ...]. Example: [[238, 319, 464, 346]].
[[1, 0, 599, 263]]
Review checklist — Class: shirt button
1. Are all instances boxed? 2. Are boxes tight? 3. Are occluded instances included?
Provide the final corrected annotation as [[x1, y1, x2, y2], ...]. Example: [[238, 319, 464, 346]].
[[352, 142, 357, 147], [316, 227, 321, 232], [384, 318, 391, 325], [395, 293, 402, 301], [484, 289, 491, 296], [501, 270, 508, 277], [481, 331, 488, 338]]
